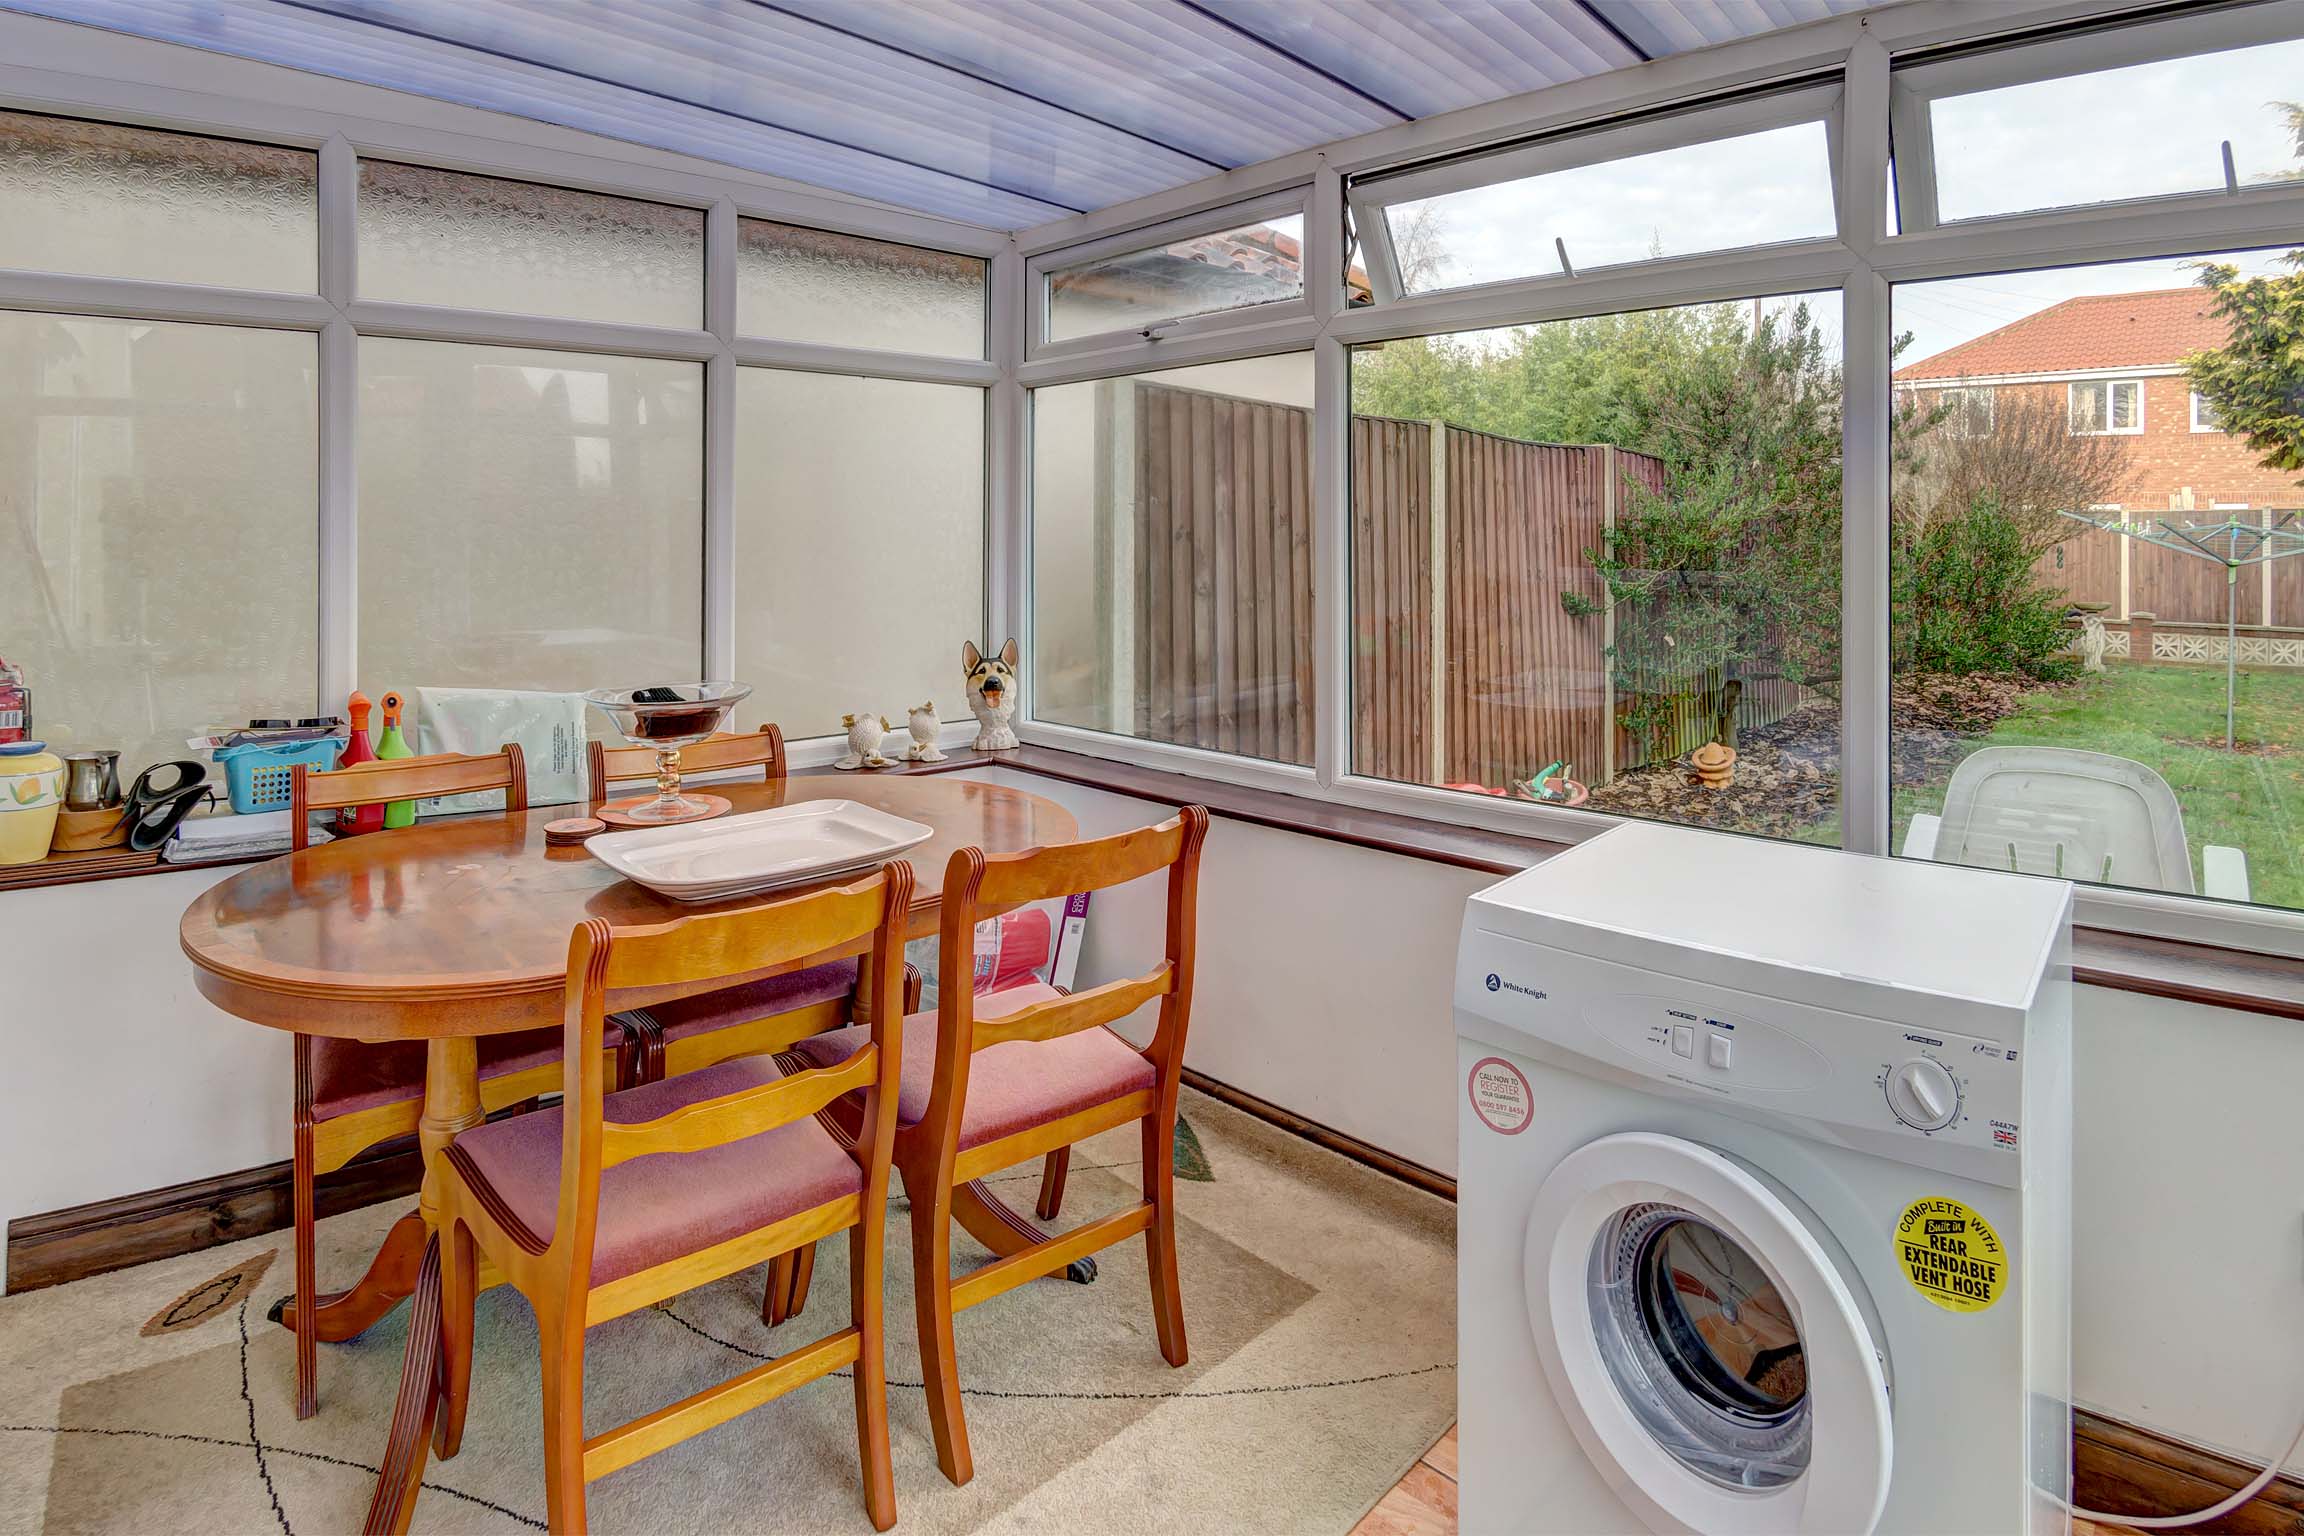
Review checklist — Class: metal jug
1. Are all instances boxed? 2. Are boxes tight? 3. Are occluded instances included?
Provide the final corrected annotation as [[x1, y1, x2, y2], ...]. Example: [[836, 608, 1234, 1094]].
[[63, 749, 121, 811]]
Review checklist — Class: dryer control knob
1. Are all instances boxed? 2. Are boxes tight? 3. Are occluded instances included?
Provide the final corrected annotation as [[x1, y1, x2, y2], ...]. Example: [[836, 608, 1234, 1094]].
[[1885, 1058, 1960, 1131]]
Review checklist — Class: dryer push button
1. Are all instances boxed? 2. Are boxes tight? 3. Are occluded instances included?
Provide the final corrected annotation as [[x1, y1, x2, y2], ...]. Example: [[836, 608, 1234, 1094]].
[[1707, 1033, 1732, 1069], [1671, 1024, 1695, 1057]]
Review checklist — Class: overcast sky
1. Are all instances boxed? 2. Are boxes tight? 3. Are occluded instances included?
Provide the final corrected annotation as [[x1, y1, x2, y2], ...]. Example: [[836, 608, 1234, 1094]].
[[1390, 36, 2303, 365]]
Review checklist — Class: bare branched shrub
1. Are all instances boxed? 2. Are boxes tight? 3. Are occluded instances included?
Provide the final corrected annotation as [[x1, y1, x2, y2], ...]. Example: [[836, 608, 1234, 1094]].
[[1895, 387, 2135, 554]]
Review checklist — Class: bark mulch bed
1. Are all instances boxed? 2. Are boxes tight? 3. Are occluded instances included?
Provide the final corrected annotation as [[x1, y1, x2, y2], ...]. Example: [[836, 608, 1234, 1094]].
[[1579, 672, 2066, 839]]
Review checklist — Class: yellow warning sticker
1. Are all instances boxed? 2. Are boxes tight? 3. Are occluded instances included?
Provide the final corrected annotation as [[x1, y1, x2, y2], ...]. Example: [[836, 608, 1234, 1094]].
[[1894, 1196, 2008, 1313]]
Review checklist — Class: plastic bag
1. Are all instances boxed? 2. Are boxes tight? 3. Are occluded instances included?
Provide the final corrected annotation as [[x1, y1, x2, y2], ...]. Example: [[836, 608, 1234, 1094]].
[[411, 687, 589, 815], [908, 891, 1090, 1005]]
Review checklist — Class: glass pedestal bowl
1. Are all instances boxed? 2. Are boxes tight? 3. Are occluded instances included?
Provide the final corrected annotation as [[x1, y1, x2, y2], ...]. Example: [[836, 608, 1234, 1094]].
[[583, 682, 753, 825]]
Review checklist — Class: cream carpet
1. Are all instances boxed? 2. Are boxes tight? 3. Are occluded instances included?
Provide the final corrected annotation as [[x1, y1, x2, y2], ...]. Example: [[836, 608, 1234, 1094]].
[[0, 1090, 1455, 1534]]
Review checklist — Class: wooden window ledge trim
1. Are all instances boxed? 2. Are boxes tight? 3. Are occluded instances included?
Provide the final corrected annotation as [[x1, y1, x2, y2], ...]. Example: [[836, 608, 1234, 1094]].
[[9, 743, 2301, 1022]]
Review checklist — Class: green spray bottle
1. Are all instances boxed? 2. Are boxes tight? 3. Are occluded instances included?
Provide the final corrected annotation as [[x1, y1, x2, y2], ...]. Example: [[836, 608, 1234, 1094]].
[[376, 690, 416, 828]]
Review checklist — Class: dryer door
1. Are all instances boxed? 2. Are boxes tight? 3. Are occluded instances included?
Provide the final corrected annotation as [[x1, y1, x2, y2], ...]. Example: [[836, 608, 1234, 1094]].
[[1524, 1132, 1892, 1536]]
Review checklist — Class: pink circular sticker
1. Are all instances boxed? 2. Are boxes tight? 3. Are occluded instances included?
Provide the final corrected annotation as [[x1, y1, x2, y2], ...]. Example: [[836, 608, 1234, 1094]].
[[1468, 1056, 1534, 1136]]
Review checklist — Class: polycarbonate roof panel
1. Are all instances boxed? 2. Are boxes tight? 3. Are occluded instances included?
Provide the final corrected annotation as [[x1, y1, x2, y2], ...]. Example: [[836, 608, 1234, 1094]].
[[3, 0, 1892, 230], [1583, 0, 1877, 60]]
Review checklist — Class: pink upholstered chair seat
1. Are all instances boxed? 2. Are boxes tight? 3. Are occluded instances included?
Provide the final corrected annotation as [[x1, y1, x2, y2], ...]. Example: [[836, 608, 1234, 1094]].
[[443, 1056, 864, 1287], [309, 1026, 595, 1122], [611, 957, 859, 1047], [788, 981, 1156, 1154]]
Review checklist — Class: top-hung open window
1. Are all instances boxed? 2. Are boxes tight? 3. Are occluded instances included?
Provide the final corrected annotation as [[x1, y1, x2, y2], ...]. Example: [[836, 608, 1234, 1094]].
[[1891, 1, 2304, 231], [1347, 84, 1841, 301], [1031, 190, 1311, 354]]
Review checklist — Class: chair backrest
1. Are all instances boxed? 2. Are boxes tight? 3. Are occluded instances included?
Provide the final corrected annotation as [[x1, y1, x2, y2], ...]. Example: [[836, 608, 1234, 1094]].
[[920, 806, 1209, 1145], [551, 863, 914, 1290], [588, 727, 785, 805], [289, 745, 528, 851], [1931, 745, 2194, 892]]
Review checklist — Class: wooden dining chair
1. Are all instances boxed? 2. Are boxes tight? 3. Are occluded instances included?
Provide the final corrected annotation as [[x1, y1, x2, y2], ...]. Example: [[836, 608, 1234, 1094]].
[[587, 725, 913, 1087], [424, 865, 915, 1533], [777, 806, 1209, 1487], [282, 746, 624, 1420]]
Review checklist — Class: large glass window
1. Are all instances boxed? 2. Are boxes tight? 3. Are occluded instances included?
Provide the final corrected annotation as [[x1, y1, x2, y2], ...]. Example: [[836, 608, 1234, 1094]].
[[737, 218, 984, 358], [1350, 293, 1844, 842], [1044, 215, 1305, 345], [356, 341, 703, 695], [1891, 247, 2304, 911], [0, 111, 315, 292], [357, 161, 703, 329], [732, 370, 983, 739], [0, 313, 317, 769], [1031, 354, 1315, 762], [1368, 120, 1837, 295]]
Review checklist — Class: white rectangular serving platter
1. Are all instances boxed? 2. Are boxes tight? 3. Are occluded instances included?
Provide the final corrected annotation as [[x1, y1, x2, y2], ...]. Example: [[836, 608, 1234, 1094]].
[[587, 799, 934, 903]]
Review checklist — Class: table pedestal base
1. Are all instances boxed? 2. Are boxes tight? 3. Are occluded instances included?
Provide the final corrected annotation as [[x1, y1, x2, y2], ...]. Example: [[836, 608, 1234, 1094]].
[[269, 1211, 429, 1342]]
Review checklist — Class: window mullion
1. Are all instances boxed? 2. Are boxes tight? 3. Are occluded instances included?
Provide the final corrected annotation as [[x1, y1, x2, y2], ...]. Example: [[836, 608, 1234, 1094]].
[[317, 133, 357, 708], [704, 198, 738, 682]]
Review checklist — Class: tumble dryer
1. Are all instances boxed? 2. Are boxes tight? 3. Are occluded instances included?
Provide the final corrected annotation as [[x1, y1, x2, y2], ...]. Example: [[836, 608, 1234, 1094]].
[[1454, 821, 2072, 1535]]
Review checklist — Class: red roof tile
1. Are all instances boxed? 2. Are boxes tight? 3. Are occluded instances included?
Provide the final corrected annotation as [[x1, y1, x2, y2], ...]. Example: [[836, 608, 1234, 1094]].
[[1895, 288, 2232, 381]]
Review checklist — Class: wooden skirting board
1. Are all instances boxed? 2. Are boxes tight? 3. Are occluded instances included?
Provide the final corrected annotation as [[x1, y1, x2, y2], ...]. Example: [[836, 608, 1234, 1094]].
[[2074, 1407, 2304, 1534], [5, 1136, 429, 1293]]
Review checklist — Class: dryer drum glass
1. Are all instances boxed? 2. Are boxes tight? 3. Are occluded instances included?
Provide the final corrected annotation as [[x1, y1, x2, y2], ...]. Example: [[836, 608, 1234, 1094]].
[[1588, 1203, 1812, 1490]]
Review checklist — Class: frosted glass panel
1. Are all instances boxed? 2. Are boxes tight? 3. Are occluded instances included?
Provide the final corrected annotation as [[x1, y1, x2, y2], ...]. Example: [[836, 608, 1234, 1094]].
[[0, 111, 315, 291], [358, 161, 702, 328], [736, 219, 985, 357], [358, 340, 703, 698], [733, 371, 983, 738], [0, 313, 317, 770]]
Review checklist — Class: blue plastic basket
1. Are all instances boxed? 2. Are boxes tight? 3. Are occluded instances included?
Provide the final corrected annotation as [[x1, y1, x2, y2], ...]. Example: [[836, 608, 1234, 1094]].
[[216, 737, 344, 813]]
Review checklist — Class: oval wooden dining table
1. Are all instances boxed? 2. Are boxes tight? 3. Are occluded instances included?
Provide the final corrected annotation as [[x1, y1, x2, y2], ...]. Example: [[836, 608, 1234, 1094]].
[[179, 772, 1080, 1533]]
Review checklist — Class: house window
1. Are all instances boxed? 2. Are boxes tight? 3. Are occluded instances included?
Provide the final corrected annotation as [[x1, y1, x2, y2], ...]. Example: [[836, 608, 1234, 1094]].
[[2069, 379, 2142, 435], [1936, 386, 1995, 437], [2191, 391, 2225, 433]]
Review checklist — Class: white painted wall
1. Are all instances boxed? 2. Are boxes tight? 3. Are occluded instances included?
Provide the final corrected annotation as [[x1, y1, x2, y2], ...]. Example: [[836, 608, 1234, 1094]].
[[0, 863, 291, 1244], [6, 770, 2301, 1485]]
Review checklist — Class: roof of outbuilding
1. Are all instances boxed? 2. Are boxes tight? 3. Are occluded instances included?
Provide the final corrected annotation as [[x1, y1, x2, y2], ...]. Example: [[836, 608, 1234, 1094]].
[[1896, 288, 2231, 381]]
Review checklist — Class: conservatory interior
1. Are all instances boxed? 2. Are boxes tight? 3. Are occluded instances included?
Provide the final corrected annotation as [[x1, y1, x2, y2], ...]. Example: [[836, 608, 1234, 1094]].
[[3, 1, 2304, 1533]]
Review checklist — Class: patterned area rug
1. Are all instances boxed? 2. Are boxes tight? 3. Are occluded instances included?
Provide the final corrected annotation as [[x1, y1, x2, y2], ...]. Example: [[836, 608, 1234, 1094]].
[[0, 1090, 1455, 1534]]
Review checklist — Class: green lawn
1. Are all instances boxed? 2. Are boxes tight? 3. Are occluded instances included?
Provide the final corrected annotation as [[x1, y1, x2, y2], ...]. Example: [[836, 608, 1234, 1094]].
[[1890, 662, 2304, 910]]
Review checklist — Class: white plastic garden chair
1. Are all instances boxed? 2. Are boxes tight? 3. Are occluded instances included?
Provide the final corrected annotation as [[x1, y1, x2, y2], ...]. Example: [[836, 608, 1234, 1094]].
[[1902, 746, 2250, 901]]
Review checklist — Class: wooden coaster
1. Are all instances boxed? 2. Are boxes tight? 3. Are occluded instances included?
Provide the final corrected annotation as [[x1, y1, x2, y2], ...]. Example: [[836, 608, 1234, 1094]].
[[595, 793, 732, 829], [543, 816, 607, 847]]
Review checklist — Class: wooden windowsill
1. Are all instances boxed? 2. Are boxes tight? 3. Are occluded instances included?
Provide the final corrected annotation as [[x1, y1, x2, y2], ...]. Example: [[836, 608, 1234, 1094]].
[[10, 741, 2303, 1022]]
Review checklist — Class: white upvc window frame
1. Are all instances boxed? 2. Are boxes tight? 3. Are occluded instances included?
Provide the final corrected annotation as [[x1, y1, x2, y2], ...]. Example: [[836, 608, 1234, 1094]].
[[2191, 389, 2226, 433], [0, 9, 1006, 767], [2070, 377, 2145, 436], [1024, 188, 1314, 366], [1345, 80, 1845, 304], [1009, 0, 2304, 958]]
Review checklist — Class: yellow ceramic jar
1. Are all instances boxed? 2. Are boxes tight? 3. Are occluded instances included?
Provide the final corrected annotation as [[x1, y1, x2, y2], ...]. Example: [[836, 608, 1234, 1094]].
[[0, 742, 65, 865]]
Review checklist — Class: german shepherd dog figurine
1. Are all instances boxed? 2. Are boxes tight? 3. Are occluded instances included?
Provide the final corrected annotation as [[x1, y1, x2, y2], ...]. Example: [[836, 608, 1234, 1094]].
[[962, 638, 1020, 751]]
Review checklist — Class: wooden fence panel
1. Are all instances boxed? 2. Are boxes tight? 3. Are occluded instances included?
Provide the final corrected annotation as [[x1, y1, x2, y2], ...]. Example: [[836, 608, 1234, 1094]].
[[1134, 382, 1316, 763], [1130, 384, 1802, 789]]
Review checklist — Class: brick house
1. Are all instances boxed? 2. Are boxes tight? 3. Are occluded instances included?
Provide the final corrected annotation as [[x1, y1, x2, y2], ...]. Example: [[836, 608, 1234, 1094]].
[[1896, 289, 2304, 633]]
